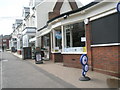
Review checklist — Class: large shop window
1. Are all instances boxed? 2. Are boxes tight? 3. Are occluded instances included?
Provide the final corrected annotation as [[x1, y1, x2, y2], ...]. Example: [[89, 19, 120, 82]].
[[63, 22, 86, 53]]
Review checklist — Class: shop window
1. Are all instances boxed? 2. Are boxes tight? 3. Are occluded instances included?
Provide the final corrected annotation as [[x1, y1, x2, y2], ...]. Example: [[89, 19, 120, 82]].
[[43, 35, 49, 47], [51, 27, 62, 53], [65, 28, 72, 48], [63, 22, 86, 53], [55, 30, 62, 49]]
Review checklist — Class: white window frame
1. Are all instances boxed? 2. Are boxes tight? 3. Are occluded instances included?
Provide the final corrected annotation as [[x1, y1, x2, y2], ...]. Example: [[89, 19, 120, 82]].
[[64, 27, 73, 48], [62, 22, 87, 54], [51, 28, 62, 53]]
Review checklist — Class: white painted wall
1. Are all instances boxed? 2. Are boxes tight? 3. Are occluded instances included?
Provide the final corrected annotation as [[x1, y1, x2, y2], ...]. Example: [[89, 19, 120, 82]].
[[36, 0, 57, 30], [17, 39, 21, 50], [60, 0, 72, 14], [23, 34, 29, 47], [75, 0, 83, 8], [60, 0, 83, 14]]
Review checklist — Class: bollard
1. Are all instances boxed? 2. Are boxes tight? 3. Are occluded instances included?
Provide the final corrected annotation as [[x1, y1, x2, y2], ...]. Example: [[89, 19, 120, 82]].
[[79, 54, 90, 81]]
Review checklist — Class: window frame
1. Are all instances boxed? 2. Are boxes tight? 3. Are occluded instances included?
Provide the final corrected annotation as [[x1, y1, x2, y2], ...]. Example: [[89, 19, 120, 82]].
[[62, 21, 87, 54], [51, 28, 62, 53]]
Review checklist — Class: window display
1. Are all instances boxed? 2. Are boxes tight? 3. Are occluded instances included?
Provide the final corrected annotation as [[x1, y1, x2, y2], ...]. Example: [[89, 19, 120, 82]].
[[63, 22, 86, 53]]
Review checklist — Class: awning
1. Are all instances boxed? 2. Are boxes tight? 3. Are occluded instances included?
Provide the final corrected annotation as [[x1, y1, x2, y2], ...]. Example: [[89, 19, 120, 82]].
[[29, 37, 36, 43], [37, 28, 51, 37], [37, 21, 62, 38]]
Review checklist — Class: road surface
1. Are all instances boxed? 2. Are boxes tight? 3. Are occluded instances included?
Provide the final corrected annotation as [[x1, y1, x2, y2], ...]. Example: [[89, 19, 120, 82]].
[[0, 51, 76, 88]]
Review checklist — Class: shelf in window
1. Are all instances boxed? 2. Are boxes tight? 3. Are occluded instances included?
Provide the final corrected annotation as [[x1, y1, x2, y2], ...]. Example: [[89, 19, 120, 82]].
[[61, 52, 87, 54]]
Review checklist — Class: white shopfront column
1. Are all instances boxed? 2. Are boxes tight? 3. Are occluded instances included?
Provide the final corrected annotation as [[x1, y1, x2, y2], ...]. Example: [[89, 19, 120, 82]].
[[17, 38, 21, 50], [23, 34, 29, 47], [61, 26, 65, 52]]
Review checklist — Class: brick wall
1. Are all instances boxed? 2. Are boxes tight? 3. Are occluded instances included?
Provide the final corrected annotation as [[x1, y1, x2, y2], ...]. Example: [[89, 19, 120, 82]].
[[17, 50, 21, 55], [63, 54, 82, 68], [51, 53, 63, 62], [91, 46, 120, 77], [61, 22, 120, 77]]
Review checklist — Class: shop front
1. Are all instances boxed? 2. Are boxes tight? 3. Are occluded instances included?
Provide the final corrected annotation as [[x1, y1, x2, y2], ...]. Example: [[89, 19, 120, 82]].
[[50, 21, 87, 65], [22, 27, 36, 59], [36, 0, 120, 77], [62, 22, 86, 68]]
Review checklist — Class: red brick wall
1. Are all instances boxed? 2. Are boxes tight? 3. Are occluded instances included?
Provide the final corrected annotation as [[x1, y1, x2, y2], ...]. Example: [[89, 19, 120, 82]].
[[51, 53, 63, 62], [62, 46, 119, 77], [91, 46, 120, 77], [17, 50, 21, 55], [63, 54, 82, 68]]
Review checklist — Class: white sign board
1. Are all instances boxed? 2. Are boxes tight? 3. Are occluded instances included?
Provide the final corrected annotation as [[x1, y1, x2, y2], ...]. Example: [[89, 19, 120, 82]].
[[81, 37, 86, 42]]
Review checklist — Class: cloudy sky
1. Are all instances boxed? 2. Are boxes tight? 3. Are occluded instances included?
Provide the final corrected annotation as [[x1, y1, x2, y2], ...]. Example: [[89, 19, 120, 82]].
[[0, 0, 93, 35]]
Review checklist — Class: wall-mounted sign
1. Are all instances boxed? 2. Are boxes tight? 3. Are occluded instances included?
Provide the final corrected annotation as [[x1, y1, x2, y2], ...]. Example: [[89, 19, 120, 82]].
[[117, 2, 120, 13], [81, 37, 86, 42]]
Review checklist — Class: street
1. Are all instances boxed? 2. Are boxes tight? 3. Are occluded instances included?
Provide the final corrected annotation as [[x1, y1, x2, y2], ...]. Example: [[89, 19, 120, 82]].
[[0, 51, 76, 88]]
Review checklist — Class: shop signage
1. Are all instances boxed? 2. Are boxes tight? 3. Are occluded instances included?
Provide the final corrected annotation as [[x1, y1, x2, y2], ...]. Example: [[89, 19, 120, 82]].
[[79, 54, 90, 81], [81, 37, 86, 42], [117, 2, 120, 13]]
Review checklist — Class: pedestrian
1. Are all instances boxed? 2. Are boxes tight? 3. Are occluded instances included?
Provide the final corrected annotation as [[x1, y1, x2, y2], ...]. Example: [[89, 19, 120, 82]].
[[2, 46, 4, 52]]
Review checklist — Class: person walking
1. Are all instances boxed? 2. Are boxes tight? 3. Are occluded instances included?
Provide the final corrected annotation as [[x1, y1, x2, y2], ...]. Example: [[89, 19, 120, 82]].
[[2, 46, 4, 52]]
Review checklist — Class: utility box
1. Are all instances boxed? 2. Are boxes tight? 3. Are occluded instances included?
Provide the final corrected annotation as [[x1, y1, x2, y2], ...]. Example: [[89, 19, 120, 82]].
[[22, 47, 32, 60]]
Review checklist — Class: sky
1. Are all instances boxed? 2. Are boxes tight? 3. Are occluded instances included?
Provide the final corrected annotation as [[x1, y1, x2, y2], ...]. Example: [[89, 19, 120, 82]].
[[0, 0, 93, 35]]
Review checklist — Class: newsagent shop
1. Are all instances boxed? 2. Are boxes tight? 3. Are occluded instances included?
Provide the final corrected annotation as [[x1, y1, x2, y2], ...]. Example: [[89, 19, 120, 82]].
[[37, 1, 120, 77]]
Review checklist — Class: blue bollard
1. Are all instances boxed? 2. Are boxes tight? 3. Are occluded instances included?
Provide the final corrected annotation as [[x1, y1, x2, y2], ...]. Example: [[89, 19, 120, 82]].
[[79, 54, 90, 81]]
